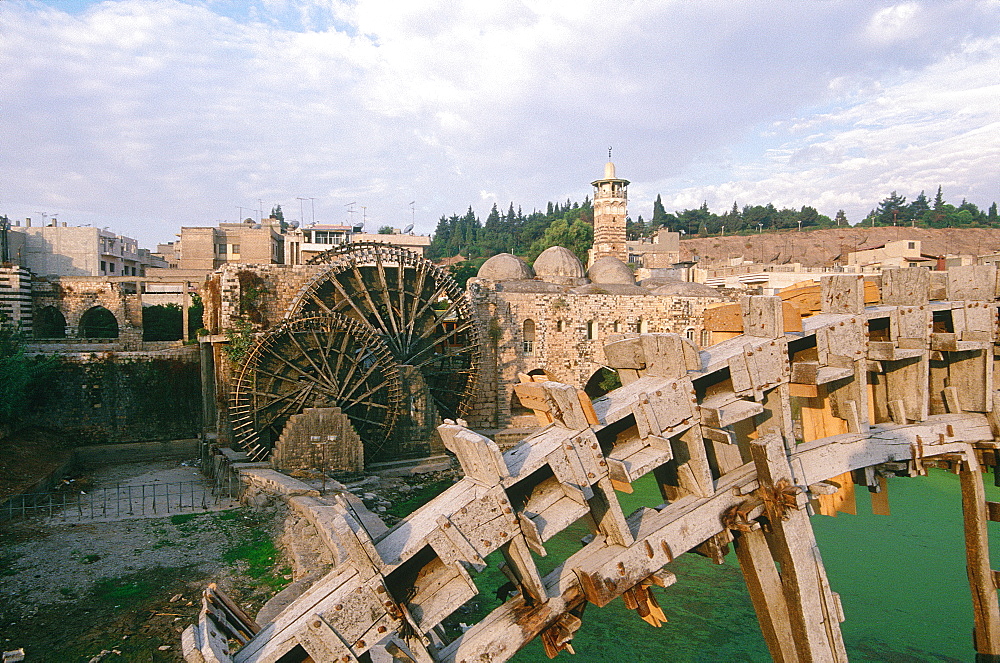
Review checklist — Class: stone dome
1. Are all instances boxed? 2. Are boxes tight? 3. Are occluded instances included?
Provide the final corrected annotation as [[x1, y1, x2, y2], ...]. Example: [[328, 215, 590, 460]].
[[476, 253, 534, 281], [533, 246, 587, 285], [588, 256, 635, 285]]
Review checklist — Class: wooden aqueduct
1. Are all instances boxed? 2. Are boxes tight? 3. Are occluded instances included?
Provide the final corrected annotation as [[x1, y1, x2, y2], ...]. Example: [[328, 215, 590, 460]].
[[185, 267, 1000, 662]]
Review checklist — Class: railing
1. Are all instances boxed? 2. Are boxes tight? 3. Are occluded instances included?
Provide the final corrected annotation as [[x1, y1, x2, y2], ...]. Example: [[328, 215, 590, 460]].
[[0, 474, 243, 523]]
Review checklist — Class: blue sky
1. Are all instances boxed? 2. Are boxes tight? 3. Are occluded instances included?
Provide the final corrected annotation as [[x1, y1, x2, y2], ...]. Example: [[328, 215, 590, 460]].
[[3, 0, 999, 249]]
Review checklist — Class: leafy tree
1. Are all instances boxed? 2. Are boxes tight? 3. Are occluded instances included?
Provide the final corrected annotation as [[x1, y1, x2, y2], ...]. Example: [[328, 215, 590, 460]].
[[270, 205, 287, 232], [526, 216, 593, 264], [377, 225, 395, 234], [0, 314, 56, 438], [834, 210, 848, 226], [651, 194, 668, 229], [142, 304, 183, 342]]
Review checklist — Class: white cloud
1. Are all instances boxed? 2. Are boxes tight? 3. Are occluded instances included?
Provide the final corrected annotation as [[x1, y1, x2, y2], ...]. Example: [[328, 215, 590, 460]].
[[1, 0, 999, 247]]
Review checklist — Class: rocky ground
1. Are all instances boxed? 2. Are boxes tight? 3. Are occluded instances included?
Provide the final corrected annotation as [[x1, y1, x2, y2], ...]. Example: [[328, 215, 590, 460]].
[[0, 455, 458, 663]]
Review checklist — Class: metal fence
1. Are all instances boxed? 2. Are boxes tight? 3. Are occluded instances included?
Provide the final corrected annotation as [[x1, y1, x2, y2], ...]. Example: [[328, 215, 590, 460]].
[[1, 473, 243, 523]]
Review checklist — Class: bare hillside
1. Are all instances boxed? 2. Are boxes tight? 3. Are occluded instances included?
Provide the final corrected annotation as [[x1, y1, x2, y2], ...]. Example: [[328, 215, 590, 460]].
[[678, 227, 1000, 267]]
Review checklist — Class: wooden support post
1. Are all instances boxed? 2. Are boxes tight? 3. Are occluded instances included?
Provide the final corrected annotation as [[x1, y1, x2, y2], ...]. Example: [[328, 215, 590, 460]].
[[742, 295, 785, 339], [734, 528, 800, 663], [751, 434, 848, 662], [960, 452, 1000, 656]]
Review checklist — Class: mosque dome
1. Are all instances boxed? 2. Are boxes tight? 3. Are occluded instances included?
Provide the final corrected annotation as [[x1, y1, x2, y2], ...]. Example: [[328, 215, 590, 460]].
[[533, 246, 587, 285], [650, 281, 722, 298], [588, 256, 635, 285], [476, 253, 534, 281]]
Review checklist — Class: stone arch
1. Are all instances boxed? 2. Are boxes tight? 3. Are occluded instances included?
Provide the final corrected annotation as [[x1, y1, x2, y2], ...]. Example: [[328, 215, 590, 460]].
[[79, 305, 119, 339], [522, 319, 536, 356], [34, 305, 67, 338]]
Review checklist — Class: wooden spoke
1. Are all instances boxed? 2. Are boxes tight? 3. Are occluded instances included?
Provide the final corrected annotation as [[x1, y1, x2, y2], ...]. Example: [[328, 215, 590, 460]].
[[229, 314, 401, 461]]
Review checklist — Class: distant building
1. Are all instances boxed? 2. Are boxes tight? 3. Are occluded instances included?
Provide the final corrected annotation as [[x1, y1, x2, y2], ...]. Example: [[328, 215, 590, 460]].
[[169, 220, 285, 270], [626, 228, 680, 268], [5, 219, 162, 278], [847, 239, 937, 270], [351, 230, 431, 257]]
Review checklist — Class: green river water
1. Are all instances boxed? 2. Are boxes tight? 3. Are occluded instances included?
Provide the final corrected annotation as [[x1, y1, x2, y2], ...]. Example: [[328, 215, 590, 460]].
[[469, 469, 999, 662]]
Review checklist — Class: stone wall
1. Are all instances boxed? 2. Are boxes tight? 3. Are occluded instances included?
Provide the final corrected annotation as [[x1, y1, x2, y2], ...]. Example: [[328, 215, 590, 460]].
[[24, 349, 202, 445], [31, 278, 143, 348], [464, 278, 723, 429], [272, 407, 364, 474]]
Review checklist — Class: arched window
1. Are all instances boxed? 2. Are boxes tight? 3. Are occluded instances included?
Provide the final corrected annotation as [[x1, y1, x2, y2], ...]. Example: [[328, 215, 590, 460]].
[[586, 320, 596, 340], [34, 306, 66, 338], [79, 306, 119, 339], [522, 319, 535, 356], [634, 318, 644, 333], [685, 328, 695, 341], [612, 320, 620, 334], [701, 328, 712, 347]]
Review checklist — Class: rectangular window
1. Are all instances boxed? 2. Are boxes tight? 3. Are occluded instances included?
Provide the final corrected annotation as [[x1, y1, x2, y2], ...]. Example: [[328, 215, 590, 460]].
[[217, 244, 227, 254], [100, 260, 106, 272], [109, 263, 116, 273], [231, 244, 240, 254], [908, 242, 916, 249], [522, 340, 534, 356]]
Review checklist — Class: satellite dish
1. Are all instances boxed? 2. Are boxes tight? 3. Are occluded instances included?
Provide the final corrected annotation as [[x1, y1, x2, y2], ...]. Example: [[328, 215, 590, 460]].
[[403, 224, 414, 234], [290, 220, 300, 229]]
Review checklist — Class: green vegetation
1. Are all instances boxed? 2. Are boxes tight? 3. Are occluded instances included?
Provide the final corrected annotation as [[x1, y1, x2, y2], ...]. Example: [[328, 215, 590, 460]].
[[386, 479, 455, 518], [427, 187, 1000, 267], [428, 200, 594, 264], [0, 314, 56, 438]]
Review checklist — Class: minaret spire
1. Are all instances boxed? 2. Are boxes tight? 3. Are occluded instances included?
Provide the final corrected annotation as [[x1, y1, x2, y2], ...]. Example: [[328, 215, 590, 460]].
[[591, 155, 629, 264]]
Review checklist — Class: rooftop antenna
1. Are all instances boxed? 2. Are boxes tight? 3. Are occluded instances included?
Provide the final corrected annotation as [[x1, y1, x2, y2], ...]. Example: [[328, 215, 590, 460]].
[[361, 205, 367, 227], [345, 202, 356, 225], [410, 201, 415, 228], [296, 198, 308, 227]]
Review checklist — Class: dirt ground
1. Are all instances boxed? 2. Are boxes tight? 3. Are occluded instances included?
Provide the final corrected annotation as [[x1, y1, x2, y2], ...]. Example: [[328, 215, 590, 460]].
[[0, 429, 74, 502], [0, 437, 460, 663], [0, 459, 290, 663]]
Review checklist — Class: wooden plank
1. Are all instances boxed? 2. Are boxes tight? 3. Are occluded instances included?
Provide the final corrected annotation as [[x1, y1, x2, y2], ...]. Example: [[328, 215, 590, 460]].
[[870, 475, 891, 516], [734, 528, 799, 663], [882, 267, 929, 306], [960, 453, 1000, 655], [742, 295, 785, 339], [821, 274, 864, 314], [750, 433, 849, 662]]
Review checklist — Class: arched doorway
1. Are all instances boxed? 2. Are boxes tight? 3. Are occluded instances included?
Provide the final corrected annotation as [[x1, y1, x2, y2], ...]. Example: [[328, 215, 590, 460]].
[[79, 306, 119, 339], [34, 306, 67, 338]]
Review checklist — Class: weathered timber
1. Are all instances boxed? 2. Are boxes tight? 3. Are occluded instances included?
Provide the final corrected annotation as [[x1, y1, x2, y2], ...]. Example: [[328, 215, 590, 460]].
[[186, 292, 1000, 663]]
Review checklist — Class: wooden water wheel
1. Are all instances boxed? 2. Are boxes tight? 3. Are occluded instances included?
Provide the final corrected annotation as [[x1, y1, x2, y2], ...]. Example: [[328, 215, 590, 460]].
[[230, 314, 403, 461], [229, 243, 482, 463], [294, 242, 483, 420]]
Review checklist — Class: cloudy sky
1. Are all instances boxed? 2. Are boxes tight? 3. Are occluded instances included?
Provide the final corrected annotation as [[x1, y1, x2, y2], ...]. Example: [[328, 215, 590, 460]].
[[2, 0, 999, 249]]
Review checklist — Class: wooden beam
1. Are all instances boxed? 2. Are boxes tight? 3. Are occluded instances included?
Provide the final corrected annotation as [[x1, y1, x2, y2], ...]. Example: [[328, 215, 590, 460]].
[[960, 452, 1000, 655]]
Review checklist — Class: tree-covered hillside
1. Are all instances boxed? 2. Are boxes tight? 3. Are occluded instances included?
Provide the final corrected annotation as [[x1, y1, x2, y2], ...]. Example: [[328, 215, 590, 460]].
[[427, 187, 999, 270]]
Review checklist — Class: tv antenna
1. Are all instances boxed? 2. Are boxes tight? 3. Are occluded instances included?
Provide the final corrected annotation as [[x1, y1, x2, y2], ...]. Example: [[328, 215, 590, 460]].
[[345, 202, 357, 225], [410, 201, 415, 228]]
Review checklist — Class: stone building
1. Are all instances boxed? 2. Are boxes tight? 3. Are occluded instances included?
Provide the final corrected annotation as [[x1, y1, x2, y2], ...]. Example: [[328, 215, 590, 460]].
[[166, 220, 285, 271], [464, 247, 724, 430], [5, 222, 162, 278]]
